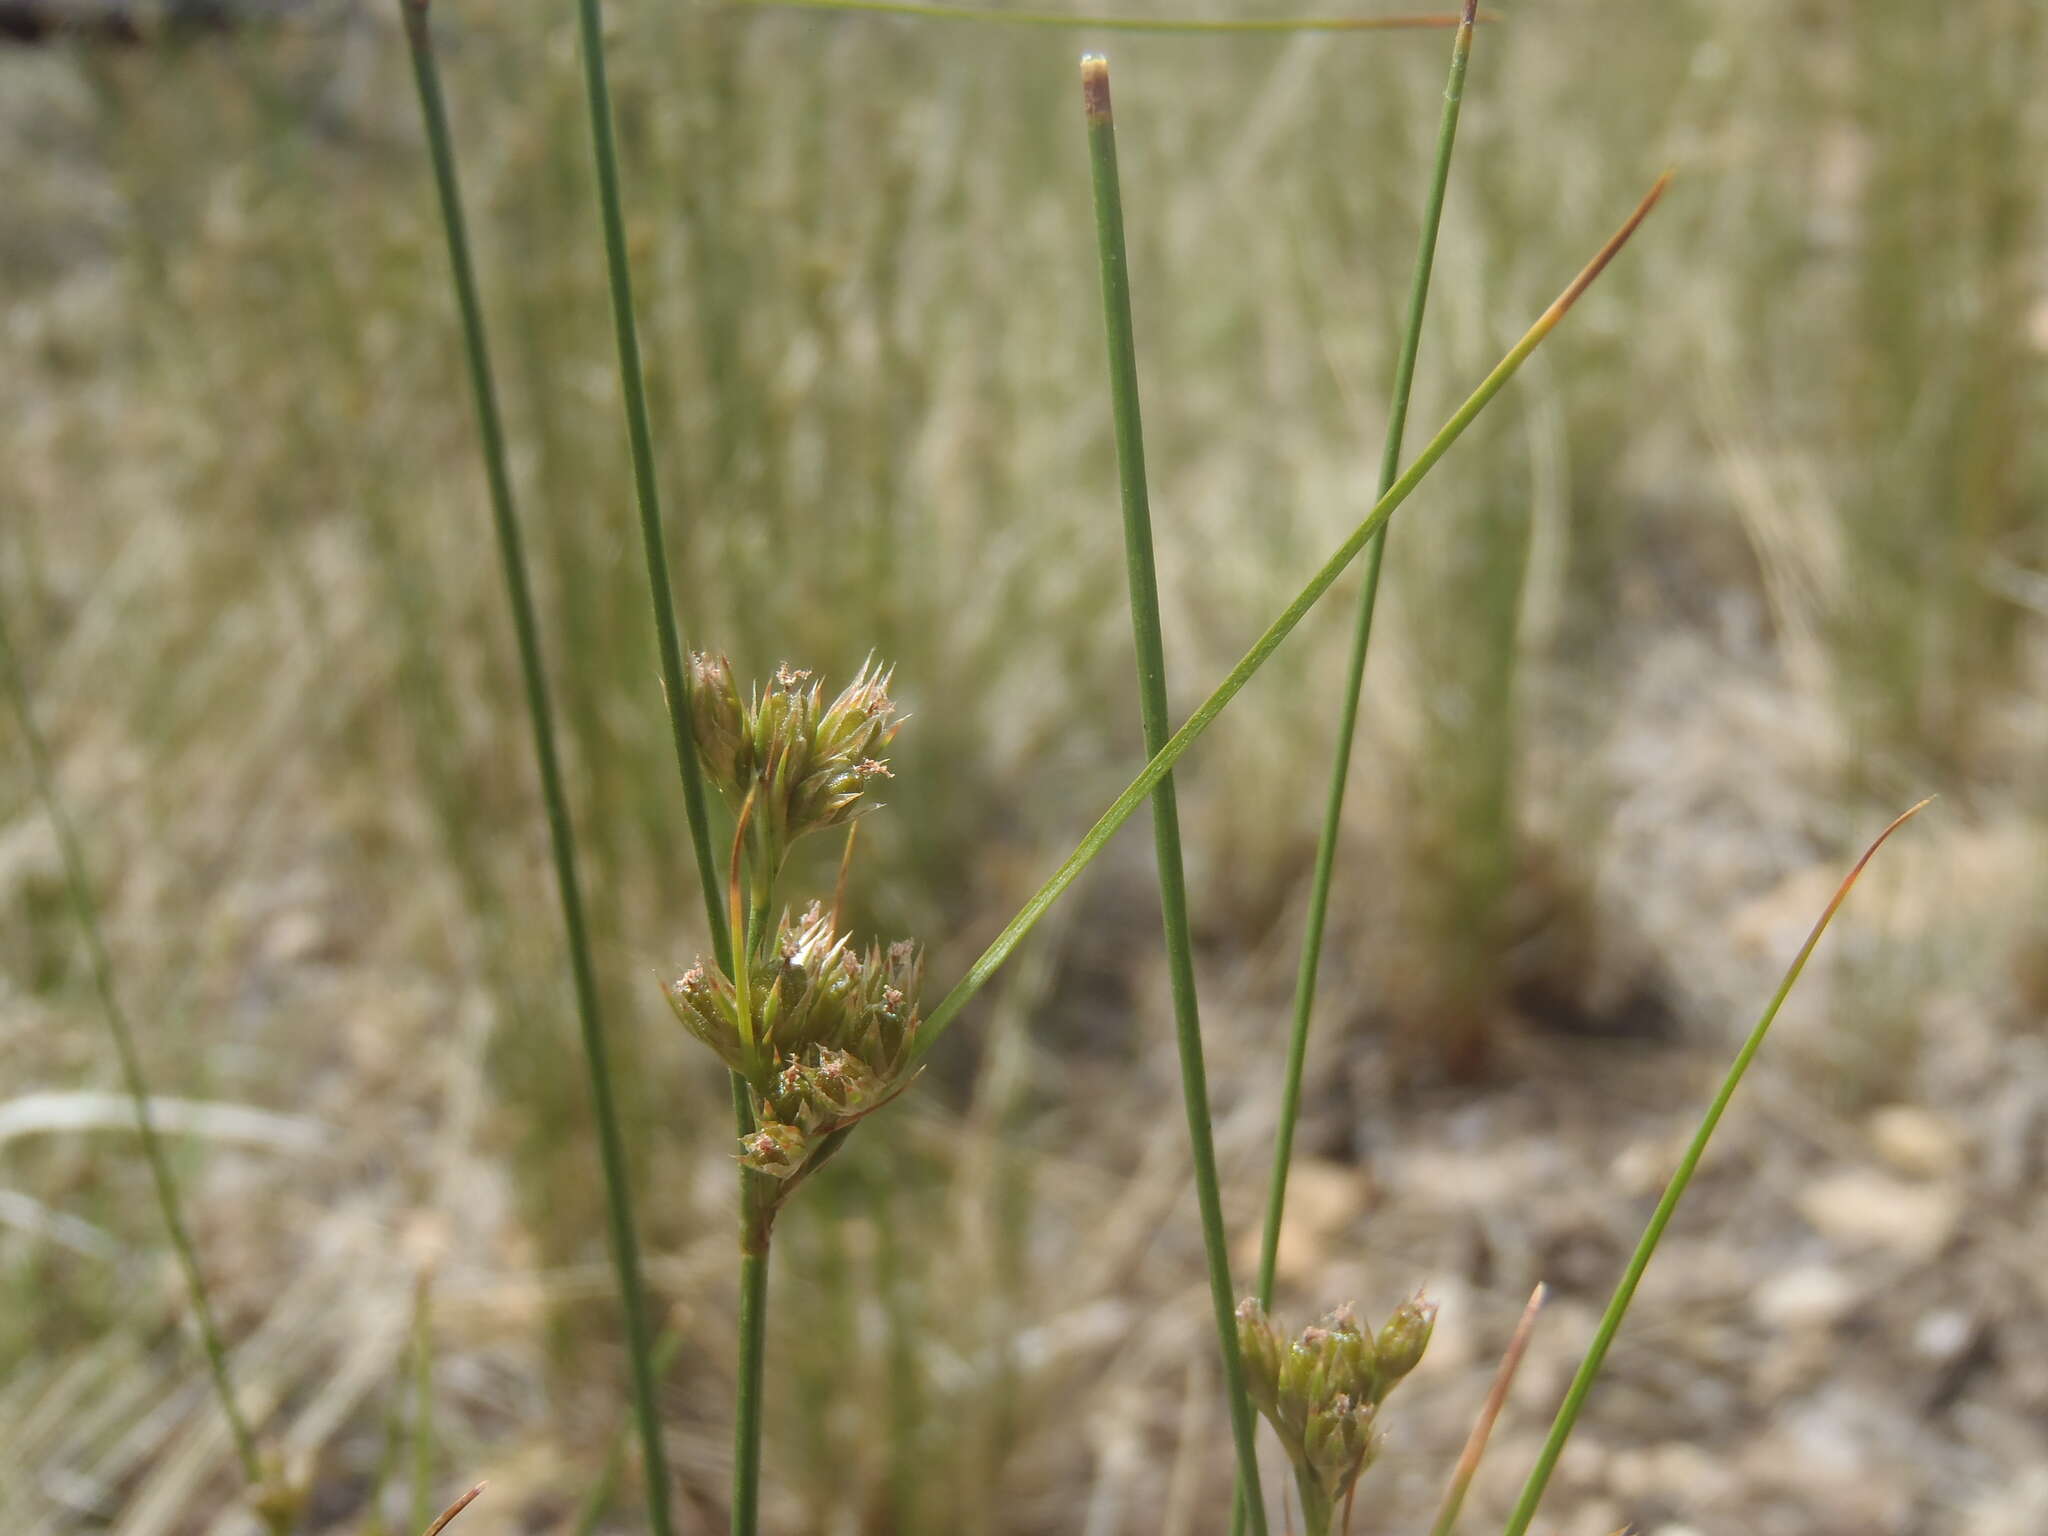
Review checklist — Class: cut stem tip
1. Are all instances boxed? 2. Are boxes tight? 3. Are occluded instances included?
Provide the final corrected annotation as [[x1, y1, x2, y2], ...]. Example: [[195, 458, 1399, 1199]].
[[1081, 53, 1111, 121]]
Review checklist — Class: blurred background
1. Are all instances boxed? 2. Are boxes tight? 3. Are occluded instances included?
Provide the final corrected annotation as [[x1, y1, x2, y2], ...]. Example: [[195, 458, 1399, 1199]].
[[3, 0, 2046, 1531]]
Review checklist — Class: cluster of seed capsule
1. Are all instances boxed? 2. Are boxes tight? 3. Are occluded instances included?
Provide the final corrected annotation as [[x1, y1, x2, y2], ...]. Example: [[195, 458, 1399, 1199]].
[[1235, 1294, 1437, 1526], [667, 900, 923, 1177], [665, 654, 923, 1187], [686, 652, 899, 879]]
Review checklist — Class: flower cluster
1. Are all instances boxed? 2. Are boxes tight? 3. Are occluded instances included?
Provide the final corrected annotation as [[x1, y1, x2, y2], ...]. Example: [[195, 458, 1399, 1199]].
[[666, 901, 924, 1180], [664, 656, 924, 1224], [687, 652, 899, 877], [1235, 1294, 1436, 1531]]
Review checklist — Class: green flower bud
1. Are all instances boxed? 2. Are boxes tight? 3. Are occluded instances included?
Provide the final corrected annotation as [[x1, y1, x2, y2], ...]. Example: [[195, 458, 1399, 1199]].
[[686, 651, 751, 800], [1236, 1298, 1283, 1415], [664, 963, 748, 1076], [1372, 1293, 1437, 1397], [1303, 1394, 1377, 1505], [1238, 1296, 1430, 1534]]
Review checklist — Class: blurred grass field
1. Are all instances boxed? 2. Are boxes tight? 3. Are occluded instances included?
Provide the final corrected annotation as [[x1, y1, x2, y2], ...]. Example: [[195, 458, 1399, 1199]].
[[3, 1, 2047, 1531]]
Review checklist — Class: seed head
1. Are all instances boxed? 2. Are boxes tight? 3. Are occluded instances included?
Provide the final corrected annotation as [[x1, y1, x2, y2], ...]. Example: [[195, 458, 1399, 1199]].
[[740, 1118, 808, 1178], [686, 652, 901, 879], [665, 901, 925, 1184]]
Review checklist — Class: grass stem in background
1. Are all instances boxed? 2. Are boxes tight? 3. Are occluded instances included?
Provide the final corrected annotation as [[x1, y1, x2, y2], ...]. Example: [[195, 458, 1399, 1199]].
[[733, 0, 1479, 32], [395, 8, 676, 1533], [916, 174, 1670, 1060], [0, 602, 272, 1515], [1497, 800, 1931, 1536], [1427, 1283, 1543, 1536], [1081, 53, 1267, 1535], [571, 1333, 686, 1536]]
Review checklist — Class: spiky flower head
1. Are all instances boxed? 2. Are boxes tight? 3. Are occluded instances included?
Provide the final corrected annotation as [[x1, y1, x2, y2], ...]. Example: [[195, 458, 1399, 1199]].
[[1233, 1295, 1436, 1533], [686, 653, 899, 878], [664, 901, 923, 1182]]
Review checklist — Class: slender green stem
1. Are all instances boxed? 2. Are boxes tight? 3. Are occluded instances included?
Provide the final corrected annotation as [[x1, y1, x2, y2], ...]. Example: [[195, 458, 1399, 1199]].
[[395, 10, 675, 1534], [568, 0, 733, 984], [1497, 801, 1930, 1536], [1233, 50, 1486, 1536], [915, 174, 1669, 1063], [1258, 0, 1476, 1312], [731, 896, 773, 1534], [730, 0, 1477, 32], [0, 603, 267, 1496], [1298, 1480, 1336, 1536], [411, 1274, 436, 1536], [731, 1248, 771, 1531], [1081, 54, 1267, 1536], [562, 0, 775, 1526]]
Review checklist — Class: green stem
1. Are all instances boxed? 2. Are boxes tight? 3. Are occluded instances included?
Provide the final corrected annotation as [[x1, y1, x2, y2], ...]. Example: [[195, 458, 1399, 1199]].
[[562, 0, 769, 1526], [728, 0, 1476, 32], [410, 1274, 436, 1536], [1259, 0, 1476, 1306], [568, 0, 734, 984], [732, 1247, 771, 1532], [731, 899, 774, 1535], [1297, 1475, 1334, 1536], [0, 604, 267, 1498], [1081, 54, 1267, 1536], [915, 174, 1669, 1063], [1497, 801, 1930, 1536], [396, 9, 675, 1534], [1237, 10, 1478, 1526]]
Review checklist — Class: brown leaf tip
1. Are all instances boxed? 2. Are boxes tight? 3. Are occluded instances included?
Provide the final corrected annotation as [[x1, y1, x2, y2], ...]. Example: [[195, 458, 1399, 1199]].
[[421, 1482, 486, 1536], [1081, 54, 1112, 123]]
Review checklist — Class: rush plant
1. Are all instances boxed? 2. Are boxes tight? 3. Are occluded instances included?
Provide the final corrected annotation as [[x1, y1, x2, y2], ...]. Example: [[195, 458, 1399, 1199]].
[[395, 1, 1682, 1528]]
